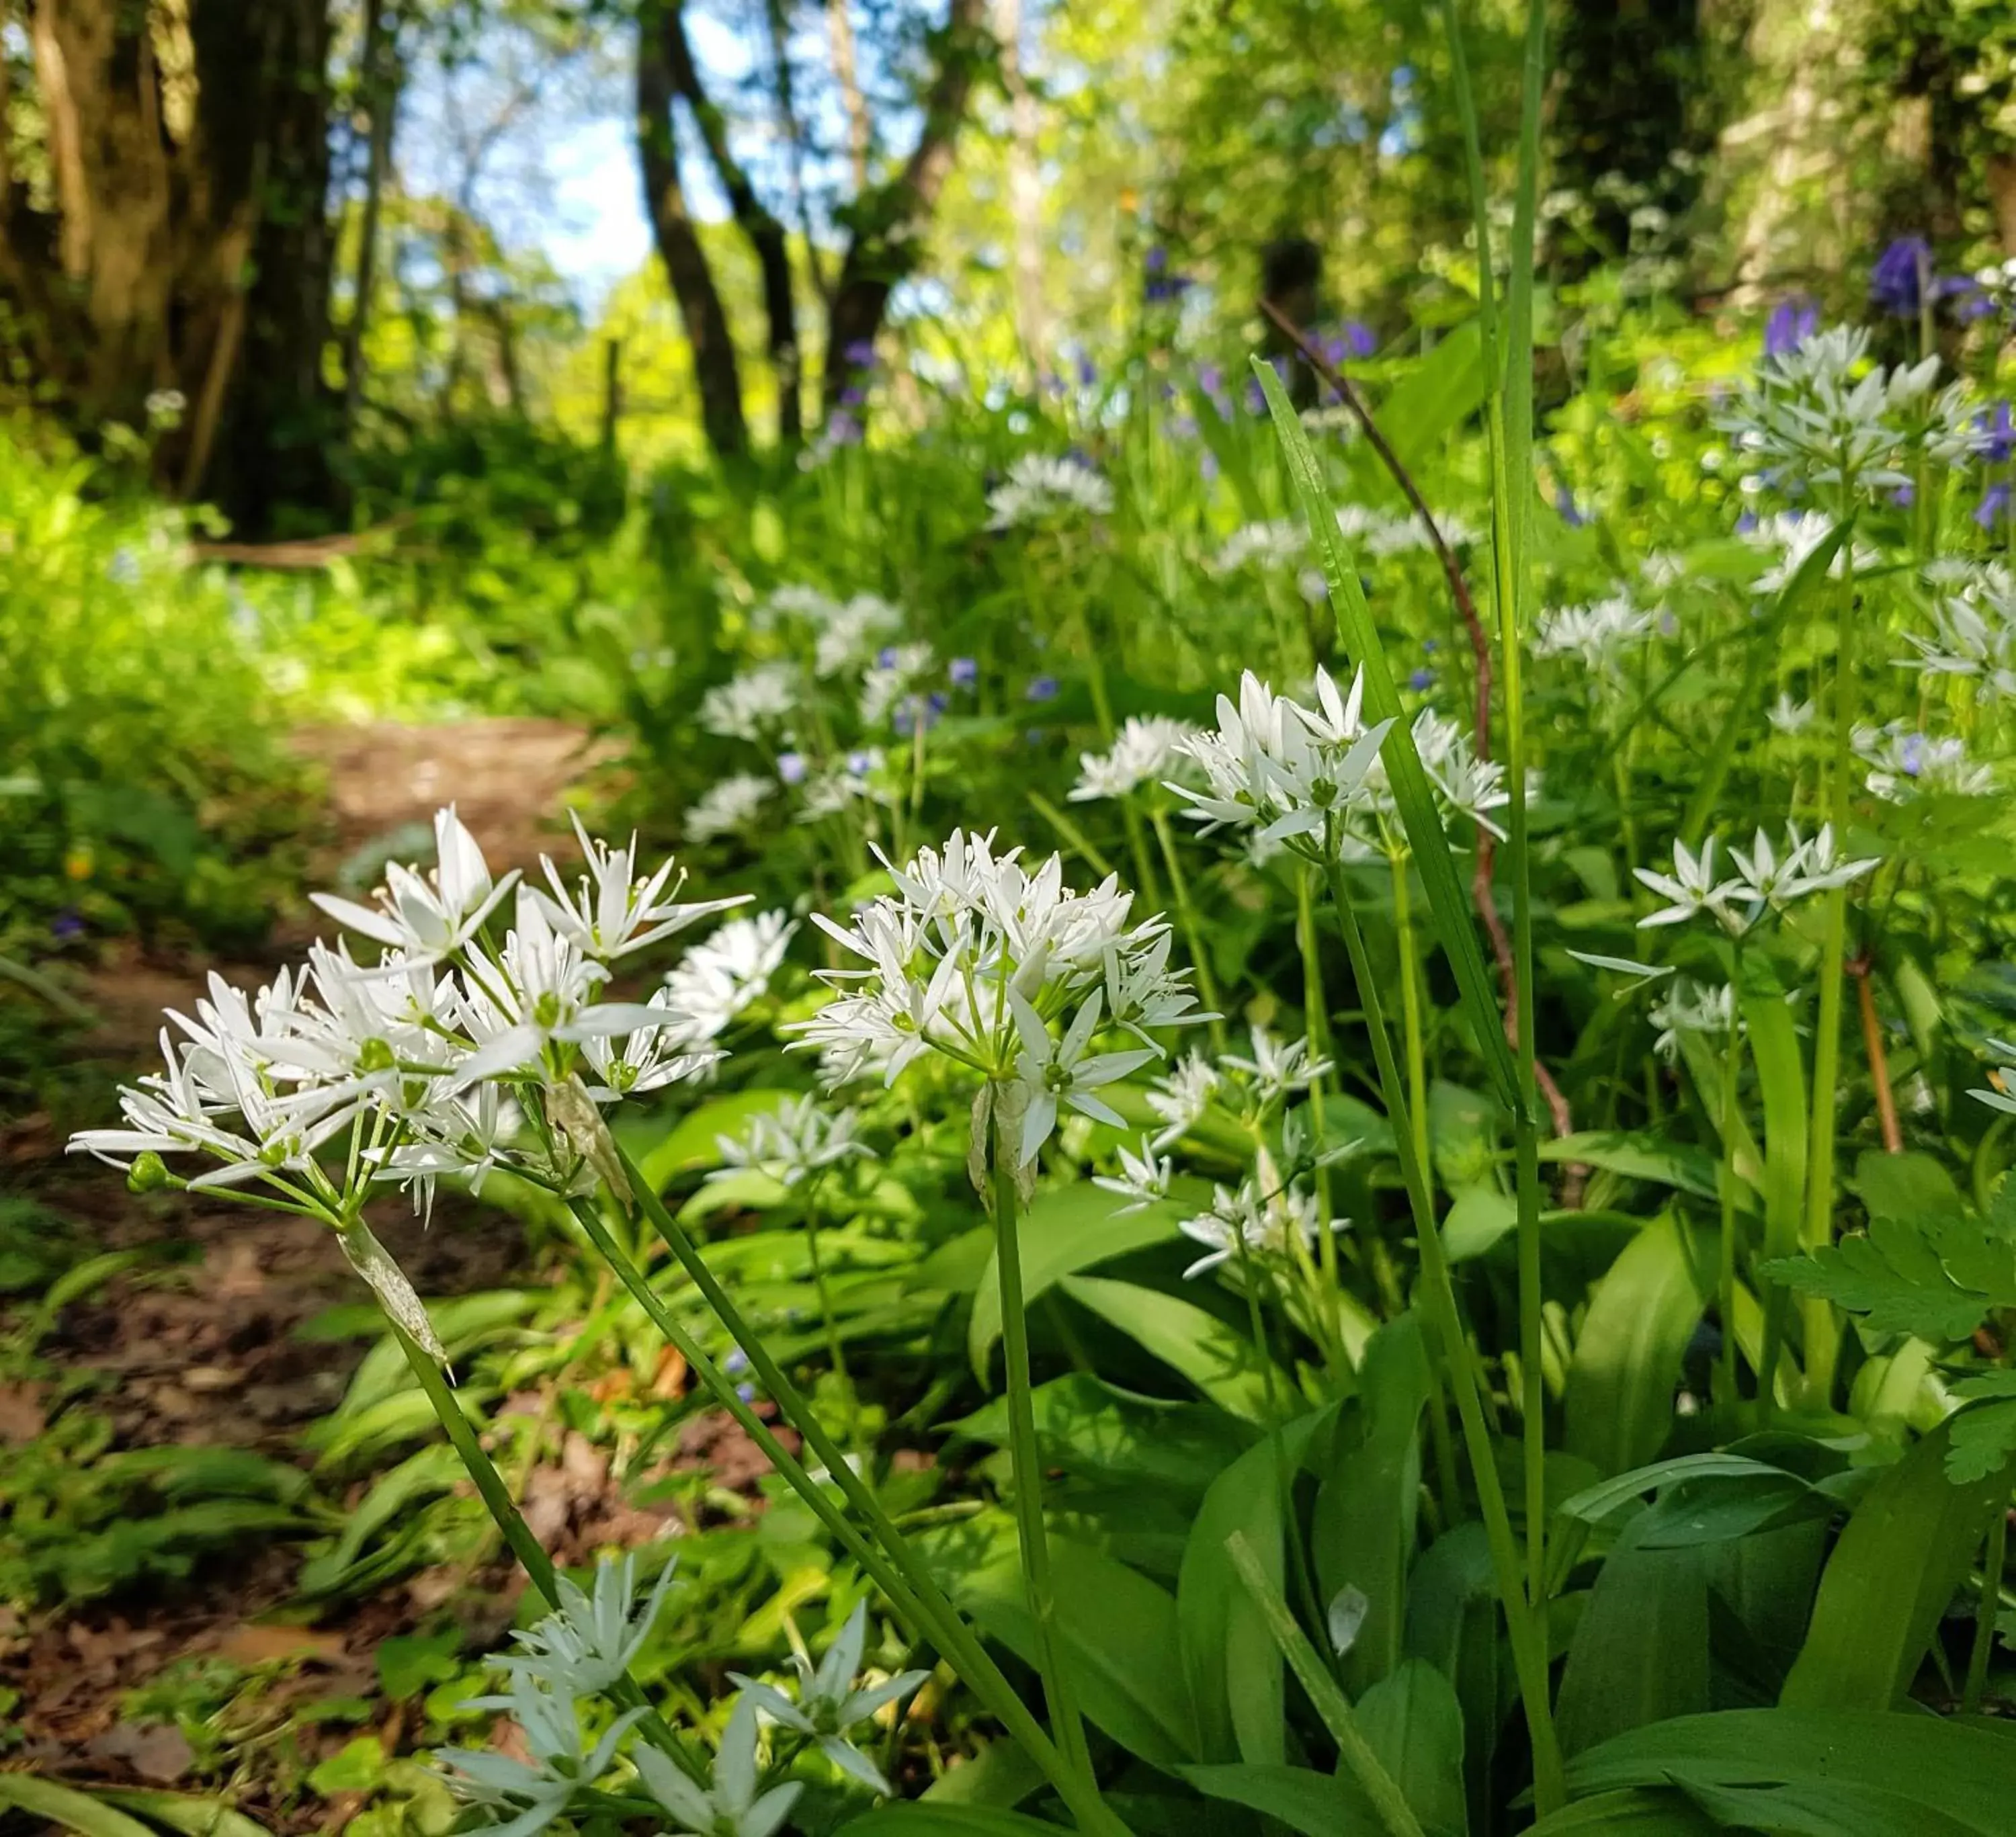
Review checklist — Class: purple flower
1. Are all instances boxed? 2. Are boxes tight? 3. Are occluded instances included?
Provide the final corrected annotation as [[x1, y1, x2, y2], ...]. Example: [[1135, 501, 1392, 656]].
[[840, 384, 866, 409], [1408, 667, 1435, 691], [1871, 236, 1932, 318], [894, 691, 948, 736], [1554, 482, 1589, 527], [1421, 638, 1439, 654], [1170, 412, 1199, 441], [1890, 482, 1915, 508], [845, 749, 876, 775], [1025, 674, 1058, 702], [778, 751, 808, 785], [826, 409, 863, 447], [1200, 450, 1220, 483], [876, 645, 898, 668], [1976, 482, 2011, 529], [950, 656, 978, 688], [736, 1382, 758, 1405], [1977, 402, 2015, 463], [1075, 352, 1097, 388], [1198, 361, 1228, 416], [1343, 321, 1376, 359], [1735, 510, 1759, 536], [1763, 297, 1818, 357], [723, 1348, 751, 1377], [51, 908, 85, 943], [1900, 733, 1928, 777], [843, 340, 878, 369]]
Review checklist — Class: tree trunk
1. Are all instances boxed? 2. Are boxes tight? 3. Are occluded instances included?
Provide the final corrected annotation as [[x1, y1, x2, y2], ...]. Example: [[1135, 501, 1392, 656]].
[[827, 0, 870, 196], [635, 0, 747, 458], [658, 0, 801, 444], [341, 0, 401, 439], [994, 0, 1047, 373], [823, 0, 991, 415], [0, 0, 336, 529]]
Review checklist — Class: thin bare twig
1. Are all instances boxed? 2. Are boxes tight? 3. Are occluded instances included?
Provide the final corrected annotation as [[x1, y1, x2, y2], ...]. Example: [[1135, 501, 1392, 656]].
[[1258, 298, 1579, 1165]]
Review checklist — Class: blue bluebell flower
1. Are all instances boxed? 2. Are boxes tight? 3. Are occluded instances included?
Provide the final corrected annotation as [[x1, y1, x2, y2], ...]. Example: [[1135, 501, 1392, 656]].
[[778, 751, 807, 785], [1763, 297, 1818, 357], [1025, 674, 1059, 702], [1408, 667, 1435, 691], [1975, 482, 2010, 529], [950, 656, 978, 688], [1870, 237, 1932, 317], [1555, 483, 1590, 527], [1976, 402, 2015, 462]]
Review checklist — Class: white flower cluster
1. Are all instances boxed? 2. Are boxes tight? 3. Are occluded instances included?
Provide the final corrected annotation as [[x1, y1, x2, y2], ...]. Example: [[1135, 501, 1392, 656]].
[[1853, 722, 1996, 802], [1069, 715, 1204, 804], [1634, 822, 1878, 935], [1743, 511, 1878, 595], [1532, 595, 1659, 674], [713, 1094, 868, 1190], [1767, 693, 1816, 737], [67, 809, 742, 1355], [1718, 325, 1972, 494], [1212, 519, 1306, 575], [685, 772, 775, 843], [754, 585, 906, 679], [1896, 568, 2016, 702], [986, 454, 1114, 530], [1335, 503, 1479, 557], [1177, 1175, 1344, 1280], [859, 641, 937, 728], [701, 663, 802, 742], [1648, 978, 1736, 1062], [1172, 667, 1506, 861], [663, 910, 796, 1043], [787, 830, 1207, 1173]]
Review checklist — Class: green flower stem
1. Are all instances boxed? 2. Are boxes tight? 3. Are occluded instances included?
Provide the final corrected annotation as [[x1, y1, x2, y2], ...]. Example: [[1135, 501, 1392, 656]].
[[1802, 587, 1857, 1410], [1224, 1531, 1428, 1837], [1717, 988, 1744, 1416], [800, 1189, 850, 1387], [1119, 799, 1165, 918], [569, 1186, 1130, 1837], [1148, 804, 1225, 1048], [988, 1105, 1098, 1796], [1964, 1492, 2011, 1715], [1322, 859, 1566, 1815], [387, 1321, 709, 1785], [1389, 851, 1431, 1179], [1296, 865, 1344, 1342]]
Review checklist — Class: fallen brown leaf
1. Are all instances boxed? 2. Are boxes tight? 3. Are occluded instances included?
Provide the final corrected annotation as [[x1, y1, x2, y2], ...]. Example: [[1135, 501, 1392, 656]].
[[0, 1381, 46, 1445], [215, 1623, 347, 1666]]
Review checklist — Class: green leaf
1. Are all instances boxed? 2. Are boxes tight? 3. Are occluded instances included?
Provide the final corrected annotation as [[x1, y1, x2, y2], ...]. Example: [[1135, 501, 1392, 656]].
[[1179, 1410, 1333, 1764], [1525, 1790, 1722, 1835], [918, 1512, 1199, 1768], [1781, 1419, 2011, 1709], [1356, 1659, 1468, 1836], [1255, 356, 1521, 1119], [919, 1738, 1044, 1808], [1554, 1514, 1710, 1757], [840, 1809, 1070, 1836], [1312, 1315, 1431, 1694], [968, 1187, 1184, 1381], [375, 1629, 463, 1701], [298, 1445, 462, 1595], [1381, 321, 1487, 472], [1180, 1763, 1386, 1837], [0, 1778, 162, 1837], [1538, 1134, 1720, 1201], [1762, 1189, 2016, 1342], [1564, 1215, 1711, 1476], [1402, 1525, 1499, 1834], [1057, 1275, 1279, 1422], [1562, 1708, 2016, 1831], [1441, 1186, 1518, 1262], [636, 1089, 796, 1191], [1556, 1454, 1787, 1529], [1736, 972, 1808, 1263], [1677, 1777, 1983, 1836], [308, 1737, 386, 1796], [1852, 1148, 1965, 1224], [1947, 1390, 2016, 1484]]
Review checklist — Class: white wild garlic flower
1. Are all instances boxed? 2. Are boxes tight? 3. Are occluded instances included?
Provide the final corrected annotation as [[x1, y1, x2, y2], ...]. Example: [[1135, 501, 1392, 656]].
[[985, 454, 1114, 529], [1070, 716, 1204, 803]]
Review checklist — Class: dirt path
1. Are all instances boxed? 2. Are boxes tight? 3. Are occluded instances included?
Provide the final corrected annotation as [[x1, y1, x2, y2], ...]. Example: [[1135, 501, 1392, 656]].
[[0, 718, 637, 1809]]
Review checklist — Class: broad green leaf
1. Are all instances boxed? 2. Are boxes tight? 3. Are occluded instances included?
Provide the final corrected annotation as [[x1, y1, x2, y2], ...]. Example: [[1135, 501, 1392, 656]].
[[1677, 1777, 1982, 1836], [1179, 1763, 1384, 1837], [1357, 1659, 1468, 1836], [1179, 1408, 1332, 1765], [1403, 1523, 1499, 1833], [1441, 1185, 1518, 1262], [0, 1779, 160, 1837], [319, 1290, 536, 1422], [1058, 1275, 1279, 1421], [918, 1511, 1199, 1768], [918, 1739, 1044, 1808], [1526, 1789, 1720, 1834], [1852, 1148, 1964, 1224], [838, 1808, 1067, 1836], [636, 1088, 796, 1190], [1736, 971, 1807, 1263], [1564, 1215, 1711, 1476], [1312, 1315, 1431, 1694], [1381, 320, 1486, 472], [948, 1373, 1253, 1502], [1555, 1514, 1710, 1756], [1556, 1453, 1784, 1528], [298, 1444, 462, 1594], [1538, 1133, 1720, 1200], [1948, 1377, 2016, 1482], [1563, 1708, 2016, 1829], [1781, 1419, 2011, 1710], [968, 1187, 1184, 1381], [1255, 357, 1521, 1117]]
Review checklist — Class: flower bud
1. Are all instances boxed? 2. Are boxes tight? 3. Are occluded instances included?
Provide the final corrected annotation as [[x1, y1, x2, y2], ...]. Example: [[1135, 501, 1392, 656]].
[[127, 1152, 171, 1194]]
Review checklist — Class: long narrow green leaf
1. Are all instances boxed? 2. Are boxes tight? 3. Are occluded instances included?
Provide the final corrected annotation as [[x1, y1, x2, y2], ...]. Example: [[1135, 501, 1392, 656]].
[[1254, 359, 1521, 1117], [0, 1779, 159, 1837]]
